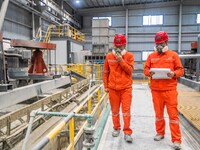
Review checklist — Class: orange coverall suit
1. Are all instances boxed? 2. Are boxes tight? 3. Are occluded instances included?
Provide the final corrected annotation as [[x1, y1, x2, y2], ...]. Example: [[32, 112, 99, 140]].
[[103, 50, 134, 135], [144, 50, 184, 143]]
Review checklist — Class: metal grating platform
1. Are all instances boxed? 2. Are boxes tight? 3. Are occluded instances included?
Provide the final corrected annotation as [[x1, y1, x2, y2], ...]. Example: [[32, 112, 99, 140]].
[[178, 84, 200, 131]]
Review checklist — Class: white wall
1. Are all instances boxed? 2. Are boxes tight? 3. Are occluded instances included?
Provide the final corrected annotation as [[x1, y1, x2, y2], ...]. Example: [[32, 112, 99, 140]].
[[71, 42, 83, 52], [47, 40, 84, 65], [71, 42, 84, 63], [50, 40, 67, 64], [81, 3, 200, 62]]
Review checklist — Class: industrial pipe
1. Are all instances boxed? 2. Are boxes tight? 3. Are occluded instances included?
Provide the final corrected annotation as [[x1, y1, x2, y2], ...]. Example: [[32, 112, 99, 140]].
[[32, 113, 74, 150], [22, 111, 94, 150], [179, 54, 200, 59], [35, 111, 93, 119], [22, 111, 36, 150], [91, 104, 110, 150]]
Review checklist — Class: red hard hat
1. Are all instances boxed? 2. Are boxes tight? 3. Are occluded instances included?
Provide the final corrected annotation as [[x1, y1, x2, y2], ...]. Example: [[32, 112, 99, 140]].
[[154, 31, 169, 44], [113, 34, 126, 46]]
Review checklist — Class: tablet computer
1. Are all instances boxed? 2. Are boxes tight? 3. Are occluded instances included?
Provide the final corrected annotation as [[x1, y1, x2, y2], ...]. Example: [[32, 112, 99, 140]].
[[150, 68, 171, 79]]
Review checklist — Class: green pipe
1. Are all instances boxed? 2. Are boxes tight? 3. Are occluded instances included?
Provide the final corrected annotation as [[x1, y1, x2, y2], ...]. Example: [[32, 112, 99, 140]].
[[36, 111, 93, 119], [36, 111, 94, 127], [32, 111, 94, 150], [36, 111, 73, 117], [91, 104, 110, 150]]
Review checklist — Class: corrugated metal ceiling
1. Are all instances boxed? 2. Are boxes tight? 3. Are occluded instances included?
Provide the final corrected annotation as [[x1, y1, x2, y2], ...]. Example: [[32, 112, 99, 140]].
[[67, 0, 180, 9]]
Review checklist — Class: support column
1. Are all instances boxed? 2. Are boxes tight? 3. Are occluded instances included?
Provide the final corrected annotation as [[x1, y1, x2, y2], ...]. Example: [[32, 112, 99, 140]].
[[32, 13, 35, 39], [39, 17, 42, 41], [178, 0, 183, 54], [198, 34, 200, 54], [61, 0, 64, 9], [125, 8, 128, 49], [196, 34, 200, 81], [0, 32, 4, 82]]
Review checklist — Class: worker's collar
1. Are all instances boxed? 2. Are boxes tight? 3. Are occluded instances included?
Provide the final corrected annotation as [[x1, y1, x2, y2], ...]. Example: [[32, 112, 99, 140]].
[[112, 49, 127, 55]]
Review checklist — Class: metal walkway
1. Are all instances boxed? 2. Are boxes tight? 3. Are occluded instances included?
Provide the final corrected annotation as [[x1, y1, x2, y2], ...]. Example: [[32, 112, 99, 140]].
[[178, 83, 200, 131], [98, 83, 198, 150]]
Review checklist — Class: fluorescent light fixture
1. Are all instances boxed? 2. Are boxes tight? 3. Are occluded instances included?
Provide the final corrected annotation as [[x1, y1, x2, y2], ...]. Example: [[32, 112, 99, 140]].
[[76, 0, 80, 4]]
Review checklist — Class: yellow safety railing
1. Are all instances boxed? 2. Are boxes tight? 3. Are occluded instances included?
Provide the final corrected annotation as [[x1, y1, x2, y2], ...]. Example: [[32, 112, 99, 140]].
[[42, 24, 85, 43], [69, 118, 75, 150], [65, 64, 104, 80], [66, 85, 108, 150], [27, 84, 108, 150], [43, 25, 54, 42]]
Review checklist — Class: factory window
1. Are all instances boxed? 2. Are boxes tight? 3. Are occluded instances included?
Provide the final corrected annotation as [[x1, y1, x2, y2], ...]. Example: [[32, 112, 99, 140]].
[[143, 15, 163, 25], [93, 17, 112, 26], [197, 14, 200, 23]]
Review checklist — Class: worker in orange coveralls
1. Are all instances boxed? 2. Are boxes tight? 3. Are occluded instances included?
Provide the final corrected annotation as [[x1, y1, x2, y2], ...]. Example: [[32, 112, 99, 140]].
[[144, 31, 184, 150], [103, 34, 134, 143]]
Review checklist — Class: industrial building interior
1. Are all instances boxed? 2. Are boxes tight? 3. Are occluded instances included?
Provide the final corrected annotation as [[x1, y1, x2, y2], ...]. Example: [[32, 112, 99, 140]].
[[0, 0, 200, 150]]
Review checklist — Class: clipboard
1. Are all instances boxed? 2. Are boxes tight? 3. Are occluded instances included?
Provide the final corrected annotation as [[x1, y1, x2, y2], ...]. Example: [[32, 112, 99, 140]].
[[150, 68, 171, 79]]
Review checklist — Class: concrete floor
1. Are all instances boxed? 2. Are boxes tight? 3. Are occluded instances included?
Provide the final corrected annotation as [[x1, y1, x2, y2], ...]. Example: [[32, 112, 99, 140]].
[[98, 83, 196, 150]]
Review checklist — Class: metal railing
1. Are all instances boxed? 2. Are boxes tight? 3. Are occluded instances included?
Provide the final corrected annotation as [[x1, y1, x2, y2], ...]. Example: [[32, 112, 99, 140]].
[[36, 24, 85, 43], [0, 79, 89, 145], [66, 84, 107, 150], [22, 83, 108, 150], [65, 64, 104, 81], [23, 112, 93, 150]]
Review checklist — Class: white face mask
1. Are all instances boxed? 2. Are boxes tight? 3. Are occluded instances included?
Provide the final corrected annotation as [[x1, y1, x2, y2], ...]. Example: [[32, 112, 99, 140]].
[[154, 45, 168, 53], [112, 49, 127, 55], [115, 48, 121, 54]]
